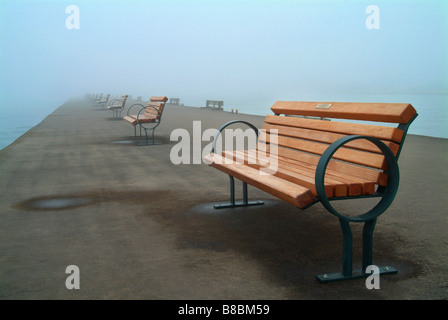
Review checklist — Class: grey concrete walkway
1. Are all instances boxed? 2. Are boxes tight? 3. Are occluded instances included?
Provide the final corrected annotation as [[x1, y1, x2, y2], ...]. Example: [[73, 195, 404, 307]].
[[0, 98, 446, 299]]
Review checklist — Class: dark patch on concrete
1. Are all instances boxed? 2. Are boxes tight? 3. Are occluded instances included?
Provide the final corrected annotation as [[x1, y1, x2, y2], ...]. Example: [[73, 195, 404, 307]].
[[107, 136, 171, 146], [134, 192, 424, 292], [11, 188, 424, 294], [11, 190, 176, 212], [108, 140, 139, 145], [13, 195, 95, 211]]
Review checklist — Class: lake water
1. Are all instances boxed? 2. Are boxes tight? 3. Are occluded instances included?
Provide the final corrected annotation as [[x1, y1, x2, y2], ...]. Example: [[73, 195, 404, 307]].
[[0, 100, 63, 151], [0, 93, 446, 151]]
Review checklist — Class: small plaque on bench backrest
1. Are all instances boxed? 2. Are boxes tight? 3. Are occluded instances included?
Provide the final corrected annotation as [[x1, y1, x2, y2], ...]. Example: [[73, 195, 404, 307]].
[[315, 103, 332, 109]]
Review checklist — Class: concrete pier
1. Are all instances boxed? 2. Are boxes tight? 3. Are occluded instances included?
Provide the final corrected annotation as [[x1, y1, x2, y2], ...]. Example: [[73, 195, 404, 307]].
[[0, 98, 446, 299]]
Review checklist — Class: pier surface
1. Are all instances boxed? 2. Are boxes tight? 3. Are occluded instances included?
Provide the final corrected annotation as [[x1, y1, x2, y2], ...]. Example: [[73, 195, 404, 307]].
[[0, 98, 447, 299]]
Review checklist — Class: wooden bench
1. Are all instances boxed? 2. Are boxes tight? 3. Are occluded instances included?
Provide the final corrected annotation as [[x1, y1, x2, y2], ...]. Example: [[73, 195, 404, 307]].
[[97, 94, 110, 106], [123, 96, 168, 145], [107, 95, 128, 118], [204, 101, 418, 282]]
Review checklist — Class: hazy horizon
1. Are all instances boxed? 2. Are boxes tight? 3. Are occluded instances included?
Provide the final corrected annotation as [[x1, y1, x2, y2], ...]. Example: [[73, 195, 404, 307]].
[[1, 0, 447, 138]]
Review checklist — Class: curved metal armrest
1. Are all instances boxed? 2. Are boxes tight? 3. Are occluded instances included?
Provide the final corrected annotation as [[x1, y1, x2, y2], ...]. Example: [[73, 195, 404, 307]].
[[108, 99, 121, 107], [211, 120, 259, 153], [315, 135, 400, 223], [126, 103, 144, 116], [136, 105, 161, 128]]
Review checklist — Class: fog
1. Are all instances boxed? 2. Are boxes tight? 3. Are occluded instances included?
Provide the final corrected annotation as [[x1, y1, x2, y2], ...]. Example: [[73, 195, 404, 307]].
[[0, 0, 447, 111]]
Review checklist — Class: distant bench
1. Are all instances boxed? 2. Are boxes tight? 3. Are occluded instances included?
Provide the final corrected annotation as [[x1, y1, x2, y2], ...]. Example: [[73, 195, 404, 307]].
[[205, 100, 223, 111], [204, 101, 418, 282], [107, 95, 128, 118], [123, 96, 168, 145], [96, 94, 110, 106]]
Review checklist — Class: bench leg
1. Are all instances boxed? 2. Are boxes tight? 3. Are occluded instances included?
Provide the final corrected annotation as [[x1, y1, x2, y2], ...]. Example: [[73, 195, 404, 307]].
[[316, 218, 397, 282], [137, 128, 161, 146], [214, 175, 264, 209], [129, 125, 143, 138]]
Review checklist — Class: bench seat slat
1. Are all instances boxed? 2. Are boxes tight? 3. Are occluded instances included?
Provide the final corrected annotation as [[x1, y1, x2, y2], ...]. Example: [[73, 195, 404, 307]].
[[261, 151, 376, 195], [236, 149, 375, 196], [262, 144, 387, 186], [233, 150, 351, 197], [123, 114, 158, 126], [225, 150, 344, 198], [271, 101, 417, 124], [123, 115, 138, 126], [204, 153, 316, 208]]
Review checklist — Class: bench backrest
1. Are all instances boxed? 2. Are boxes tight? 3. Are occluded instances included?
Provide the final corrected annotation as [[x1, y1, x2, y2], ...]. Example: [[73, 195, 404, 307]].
[[259, 101, 418, 187], [120, 95, 128, 107], [144, 96, 168, 121]]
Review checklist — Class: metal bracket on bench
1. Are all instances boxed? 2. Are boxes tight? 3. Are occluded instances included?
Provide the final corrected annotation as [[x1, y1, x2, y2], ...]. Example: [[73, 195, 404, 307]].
[[211, 120, 264, 209], [315, 135, 400, 282], [214, 175, 264, 209], [316, 218, 398, 282]]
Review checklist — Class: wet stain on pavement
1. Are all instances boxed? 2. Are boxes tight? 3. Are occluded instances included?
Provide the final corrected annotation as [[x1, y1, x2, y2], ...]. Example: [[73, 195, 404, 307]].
[[12, 189, 424, 296]]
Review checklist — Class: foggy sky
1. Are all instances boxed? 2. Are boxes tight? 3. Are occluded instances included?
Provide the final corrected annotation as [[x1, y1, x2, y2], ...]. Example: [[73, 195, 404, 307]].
[[0, 0, 447, 109]]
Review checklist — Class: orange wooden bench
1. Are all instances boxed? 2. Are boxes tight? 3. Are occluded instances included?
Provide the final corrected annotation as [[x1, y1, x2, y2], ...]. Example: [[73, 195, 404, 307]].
[[97, 93, 110, 106], [204, 101, 418, 282], [123, 96, 168, 145]]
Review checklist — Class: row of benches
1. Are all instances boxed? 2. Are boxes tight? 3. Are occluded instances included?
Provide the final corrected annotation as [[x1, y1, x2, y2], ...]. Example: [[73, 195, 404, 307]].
[[91, 93, 418, 282], [89, 94, 168, 146]]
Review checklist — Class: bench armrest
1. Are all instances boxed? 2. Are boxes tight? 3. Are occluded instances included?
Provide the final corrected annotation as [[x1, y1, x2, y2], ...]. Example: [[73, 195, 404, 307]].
[[126, 103, 145, 116], [315, 135, 400, 223], [108, 98, 122, 107], [211, 120, 259, 153]]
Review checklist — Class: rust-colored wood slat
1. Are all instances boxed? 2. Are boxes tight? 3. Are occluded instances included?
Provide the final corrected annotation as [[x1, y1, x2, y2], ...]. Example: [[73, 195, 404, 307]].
[[144, 108, 161, 117], [203, 153, 316, 208], [146, 102, 165, 108], [241, 149, 375, 196], [259, 131, 387, 170], [226, 150, 340, 198], [262, 123, 399, 155], [123, 116, 137, 126], [150, 96, 168, 102], [270, 101, 417, 124], [260, 143, 387, 186], [236, 150, 351, 197], [264, 115, 404, 143], [264, 152, 376, 195]]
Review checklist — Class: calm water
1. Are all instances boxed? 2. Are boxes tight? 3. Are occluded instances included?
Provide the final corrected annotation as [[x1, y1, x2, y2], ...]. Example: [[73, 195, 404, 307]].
[[0, 101, 62, 151], [0, 93, 446, 151]]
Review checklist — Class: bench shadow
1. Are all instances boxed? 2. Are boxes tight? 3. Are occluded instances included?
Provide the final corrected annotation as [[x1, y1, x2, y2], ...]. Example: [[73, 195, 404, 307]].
[[107, 135, 172, 146], [137, 191, 423, 297]]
